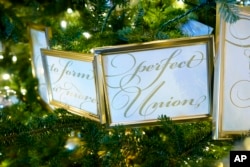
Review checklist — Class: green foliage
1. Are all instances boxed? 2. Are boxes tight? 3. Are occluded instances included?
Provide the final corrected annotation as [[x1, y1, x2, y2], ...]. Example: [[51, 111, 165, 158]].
[[0, 108, 234, 166], [116, 0, 186, 43], [0, 105, 100, 166], [0, 43, 38, 103], [0, 0, 243, 166], [0, 6, 24, 42]]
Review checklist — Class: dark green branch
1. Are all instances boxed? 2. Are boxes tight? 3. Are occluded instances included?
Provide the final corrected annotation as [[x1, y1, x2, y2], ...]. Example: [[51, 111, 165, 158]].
[[101, 4, 117, 33]]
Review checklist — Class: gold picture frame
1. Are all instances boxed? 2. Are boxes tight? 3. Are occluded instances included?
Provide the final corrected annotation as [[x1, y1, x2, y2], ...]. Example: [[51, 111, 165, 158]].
[[94, 35, 214, 126], [213, 5, 250, 139], [41, 49, 100, 122], [28, 24, 52, 108]]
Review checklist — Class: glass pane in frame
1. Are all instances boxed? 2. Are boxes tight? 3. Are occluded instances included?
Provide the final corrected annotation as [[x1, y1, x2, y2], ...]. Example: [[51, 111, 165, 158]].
[[41, 49, 100, 122], [212, 5, 250, 139], [95, 36, 214, 126], [28, 24, 52, 108]]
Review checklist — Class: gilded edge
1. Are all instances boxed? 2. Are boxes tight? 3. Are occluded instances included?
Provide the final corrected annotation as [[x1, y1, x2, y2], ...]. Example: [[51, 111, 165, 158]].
[[213, 4, 250, 139], [27, 23, 52, 110], [94, 35, 214, 127], [40, 49, 101, 122]]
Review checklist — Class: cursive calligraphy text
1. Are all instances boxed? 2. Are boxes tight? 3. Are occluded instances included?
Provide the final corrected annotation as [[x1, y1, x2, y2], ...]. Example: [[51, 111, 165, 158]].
[[50, 61, 94, 84]]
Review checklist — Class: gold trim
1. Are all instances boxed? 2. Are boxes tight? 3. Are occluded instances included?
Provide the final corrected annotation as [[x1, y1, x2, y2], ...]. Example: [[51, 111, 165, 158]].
[[28, 23, 53, 110], [238, 5, 250, 15], [95, 35, 214, 127], [213, 3, 250, 139], [41, 49, 100, 122]]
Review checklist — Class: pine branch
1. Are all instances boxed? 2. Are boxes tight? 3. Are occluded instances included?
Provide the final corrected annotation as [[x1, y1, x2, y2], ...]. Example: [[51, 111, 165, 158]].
[[101, 4, 117, 33], [156, 2, 207, 38], [133, 6, 144, 28], [217, 0, 240, 23], [0, 108, 99, 146]]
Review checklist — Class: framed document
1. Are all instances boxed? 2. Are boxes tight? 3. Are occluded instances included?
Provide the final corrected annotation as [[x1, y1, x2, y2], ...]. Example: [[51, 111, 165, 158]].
[[41, 49, 100, 121], [28, 24, 52, 108], [94, 36, 214, 126], [213, 5, 250, 139]]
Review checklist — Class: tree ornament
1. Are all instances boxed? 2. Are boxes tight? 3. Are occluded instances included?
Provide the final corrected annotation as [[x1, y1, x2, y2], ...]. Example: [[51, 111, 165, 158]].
[[0, 88, 19, 108], [65, 131, 82, 151]]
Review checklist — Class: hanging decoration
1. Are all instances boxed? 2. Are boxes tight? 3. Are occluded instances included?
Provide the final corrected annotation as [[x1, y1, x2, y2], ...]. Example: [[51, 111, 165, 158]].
[[213, 3, 250, 139]]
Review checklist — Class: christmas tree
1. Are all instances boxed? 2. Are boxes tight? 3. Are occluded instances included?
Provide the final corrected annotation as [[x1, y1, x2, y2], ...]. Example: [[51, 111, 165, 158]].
[[0, 0, 249, 166]]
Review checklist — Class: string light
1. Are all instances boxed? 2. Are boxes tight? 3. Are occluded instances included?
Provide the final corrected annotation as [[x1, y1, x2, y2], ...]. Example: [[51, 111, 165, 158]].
[[60, 20, 67, 29], [102, 12, 107, 17], [21, 88, 27, 95], [2, 73, 10, 80], [82, 32, 91, 39], [4, 86, 10, 90], [175, 0, 185, 9], [67, 8, 73, 14], [85, 4, 94, 11], [12, 55, 17, 63]]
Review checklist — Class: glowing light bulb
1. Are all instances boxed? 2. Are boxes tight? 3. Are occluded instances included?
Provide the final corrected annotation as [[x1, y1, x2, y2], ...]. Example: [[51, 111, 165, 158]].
[[67, 8, 73, 14], [60, 20, 67, 29], [12, 55, 17, 63], [21, 88, 27, 95], [2, 73, 10, 80], [102, 12, 107, 17], [175, 0, 185, 8], [82, 32, 91, 39], [4, 86, 10, 90]]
